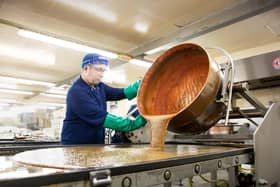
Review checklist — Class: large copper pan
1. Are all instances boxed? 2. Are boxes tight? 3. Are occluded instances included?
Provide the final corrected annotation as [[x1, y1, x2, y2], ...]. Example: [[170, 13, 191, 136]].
[[137, 43, 226, 134]]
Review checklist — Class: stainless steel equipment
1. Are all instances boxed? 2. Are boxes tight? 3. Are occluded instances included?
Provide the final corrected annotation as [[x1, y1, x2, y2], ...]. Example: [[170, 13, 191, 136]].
[[254, 103, 280, 186]]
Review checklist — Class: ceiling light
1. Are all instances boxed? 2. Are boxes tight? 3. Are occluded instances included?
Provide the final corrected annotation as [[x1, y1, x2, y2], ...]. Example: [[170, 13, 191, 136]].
[[0, 83, 17, 89], [57, 0, 117, 23], [0, 103, 9, 106], [46, 87, 68, 95], [39, 102, 66, 107], [0, 89, 34, 95], [129, 59, 152, 68], [103, 70, 126, 84], [0, 76, 55, 87], [0, 99, 17, 103], [34, 105, 57, 110], [18, 30, 118, 59], [57, 84, 71, 89], [134, 22, 149, 33], [40, 93, 66, 99], [0, 45, 55, 65]]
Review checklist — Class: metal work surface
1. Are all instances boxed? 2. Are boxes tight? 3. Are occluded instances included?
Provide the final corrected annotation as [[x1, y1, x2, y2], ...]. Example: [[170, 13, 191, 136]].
[[14, 144, 249, 170], [0, 144, 253, 186]]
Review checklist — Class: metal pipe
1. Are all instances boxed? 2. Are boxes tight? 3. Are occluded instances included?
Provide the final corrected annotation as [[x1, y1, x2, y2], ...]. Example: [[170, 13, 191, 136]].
[[205, 46, 235, 126]]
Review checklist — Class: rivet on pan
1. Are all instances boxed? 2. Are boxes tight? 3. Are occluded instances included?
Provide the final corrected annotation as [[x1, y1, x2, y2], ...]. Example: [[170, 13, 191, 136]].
[[194, 164, 201, 175], [163, 170, 172, 181], [122, 176, 132, 187], [217, 160, 222, 168]]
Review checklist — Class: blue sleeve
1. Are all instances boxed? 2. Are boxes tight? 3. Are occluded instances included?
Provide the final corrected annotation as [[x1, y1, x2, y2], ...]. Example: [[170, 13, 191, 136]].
[[103, 83, 126, 101], [127, 104, 139, 117], [68, 89, 107, 127]]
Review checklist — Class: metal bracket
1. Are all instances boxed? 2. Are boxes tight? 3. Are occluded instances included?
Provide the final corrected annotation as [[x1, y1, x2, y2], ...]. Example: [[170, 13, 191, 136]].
[[90, 169, 112, 187], [232, 83, 268, 116], [206, 46, 235, 126]]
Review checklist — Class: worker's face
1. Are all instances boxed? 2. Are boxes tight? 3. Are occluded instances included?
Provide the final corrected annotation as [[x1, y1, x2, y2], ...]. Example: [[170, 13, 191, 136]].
[[83, 64, 107, 86]]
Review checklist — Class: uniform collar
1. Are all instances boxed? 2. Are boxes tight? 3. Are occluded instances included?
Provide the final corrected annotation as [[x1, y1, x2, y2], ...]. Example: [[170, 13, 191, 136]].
[[78, 76, 101, 89]]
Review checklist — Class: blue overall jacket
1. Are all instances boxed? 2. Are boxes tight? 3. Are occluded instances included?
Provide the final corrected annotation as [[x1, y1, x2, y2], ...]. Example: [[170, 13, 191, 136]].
[[61, 77, 125, 145]]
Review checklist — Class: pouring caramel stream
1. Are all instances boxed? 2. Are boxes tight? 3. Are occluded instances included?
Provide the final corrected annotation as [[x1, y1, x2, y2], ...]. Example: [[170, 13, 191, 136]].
[[146, 114, 175, 149]]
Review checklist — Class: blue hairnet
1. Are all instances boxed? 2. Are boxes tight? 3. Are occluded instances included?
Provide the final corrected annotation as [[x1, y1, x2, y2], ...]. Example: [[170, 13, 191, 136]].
[[81, 53, 109, 68]]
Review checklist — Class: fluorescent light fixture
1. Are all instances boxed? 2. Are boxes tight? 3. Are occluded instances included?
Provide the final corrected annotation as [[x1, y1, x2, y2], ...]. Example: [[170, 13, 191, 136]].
[[0, 110, 21, 117], [18, 30, 118, 59], [103, 70, 126, 84], [129, 59, 152, 68], [0, 76, 55, 87], [0, 89, 34, 95], [40, 93, 67, 99], [0, 45, 55, 65], [0, 99, 17, 103], [0, 83, 17, 89], [35, 105, 57, 110], [57, 84, 71, 89], [46, 87, 68, 95], [0, 103, 9, 106], [57, 0, 117, 23], [5, 104, 58, 114], [39, 102, 66, 107]]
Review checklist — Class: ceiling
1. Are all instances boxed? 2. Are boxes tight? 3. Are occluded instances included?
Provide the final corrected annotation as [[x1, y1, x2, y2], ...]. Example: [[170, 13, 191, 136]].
[[0, 0, 279, 108]]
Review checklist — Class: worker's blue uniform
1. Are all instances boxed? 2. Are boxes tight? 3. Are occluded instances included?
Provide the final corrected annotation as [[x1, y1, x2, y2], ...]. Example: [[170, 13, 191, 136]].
[[61, 77, 125, 145]]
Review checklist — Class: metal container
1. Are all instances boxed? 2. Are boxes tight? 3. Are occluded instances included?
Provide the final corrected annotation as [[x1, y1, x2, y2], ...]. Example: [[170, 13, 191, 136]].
[[137, 43, 226, 134]]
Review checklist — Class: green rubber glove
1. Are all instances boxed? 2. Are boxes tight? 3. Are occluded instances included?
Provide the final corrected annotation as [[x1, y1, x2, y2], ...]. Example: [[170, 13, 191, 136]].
[[124, 80, 141, 100], [103, 113, 146, 132]]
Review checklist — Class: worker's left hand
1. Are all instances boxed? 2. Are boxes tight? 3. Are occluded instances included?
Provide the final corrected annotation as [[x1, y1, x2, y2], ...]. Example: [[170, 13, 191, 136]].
[[103, 113, 147, 131], [124, 80, 141, 100]]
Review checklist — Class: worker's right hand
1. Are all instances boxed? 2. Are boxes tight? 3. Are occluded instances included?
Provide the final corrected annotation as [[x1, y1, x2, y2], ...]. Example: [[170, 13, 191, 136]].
[[103, 113, 146, 132], [123, 80, 141, 100]]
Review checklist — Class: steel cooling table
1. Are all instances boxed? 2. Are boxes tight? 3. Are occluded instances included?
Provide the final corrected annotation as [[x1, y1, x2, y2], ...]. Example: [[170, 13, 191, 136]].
[[0, 143, 253, 186]]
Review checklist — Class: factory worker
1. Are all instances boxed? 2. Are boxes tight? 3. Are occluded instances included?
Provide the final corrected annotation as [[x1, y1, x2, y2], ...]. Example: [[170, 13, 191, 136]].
[[61, 53, 147, 145]]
